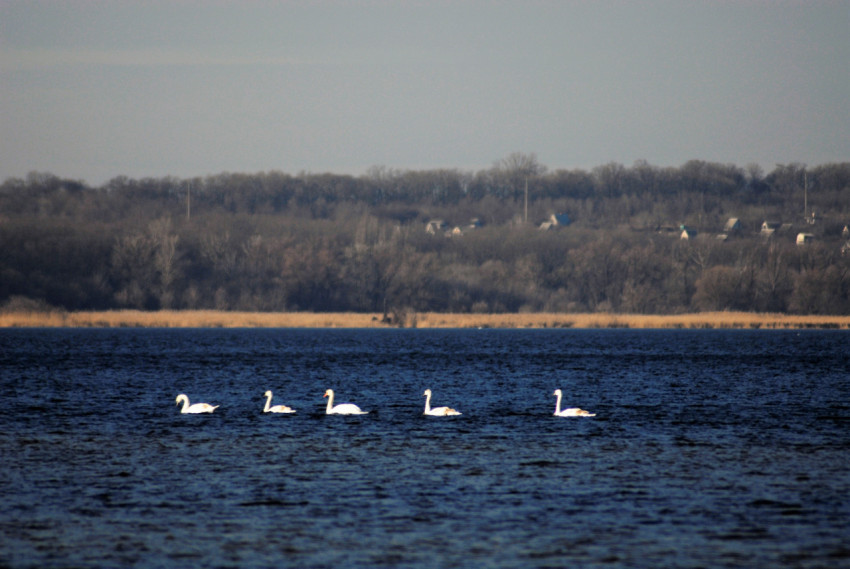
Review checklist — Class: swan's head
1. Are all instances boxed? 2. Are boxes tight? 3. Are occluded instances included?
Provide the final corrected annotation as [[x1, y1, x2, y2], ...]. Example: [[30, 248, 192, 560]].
[[323, 389, 333, 398], [264, 390, 272, 397], [553, 389, 562, 397], [423, 389, 432, 397], [175, 394, 187, 405]]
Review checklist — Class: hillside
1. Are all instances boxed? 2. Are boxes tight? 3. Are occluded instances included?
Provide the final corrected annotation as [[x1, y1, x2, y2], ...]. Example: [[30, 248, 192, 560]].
[[2, 157, 850, 316]]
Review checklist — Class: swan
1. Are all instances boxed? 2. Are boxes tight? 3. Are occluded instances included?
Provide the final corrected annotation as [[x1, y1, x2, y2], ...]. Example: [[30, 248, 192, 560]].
[[175, 393, 219, 414], [323, 389, 368, 415], [263, 390, 296, 414], [553, 389, 595, 417], [423, 389, 461, 416]]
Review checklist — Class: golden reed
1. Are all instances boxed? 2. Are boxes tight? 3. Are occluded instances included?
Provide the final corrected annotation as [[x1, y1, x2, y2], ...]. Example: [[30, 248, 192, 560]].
[[1, 310, 849, 329]]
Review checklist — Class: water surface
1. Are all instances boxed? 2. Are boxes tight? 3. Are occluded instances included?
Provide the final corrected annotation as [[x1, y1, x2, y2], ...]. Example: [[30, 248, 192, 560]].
[[1, 329, 848, 568]]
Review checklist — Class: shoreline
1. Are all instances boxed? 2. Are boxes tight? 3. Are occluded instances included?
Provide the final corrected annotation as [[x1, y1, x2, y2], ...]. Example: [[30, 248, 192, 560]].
[[1, 310, 850, 329]]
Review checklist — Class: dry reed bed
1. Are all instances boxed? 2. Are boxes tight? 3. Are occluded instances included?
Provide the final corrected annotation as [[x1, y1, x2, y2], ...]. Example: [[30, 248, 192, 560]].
[[413, 312, 850, 329], [1, 310, 850, 329], [0, 311, 381, 328]]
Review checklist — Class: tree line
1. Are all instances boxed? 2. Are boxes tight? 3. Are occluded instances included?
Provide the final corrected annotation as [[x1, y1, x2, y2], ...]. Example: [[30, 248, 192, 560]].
[[2, 156, 850, 320]]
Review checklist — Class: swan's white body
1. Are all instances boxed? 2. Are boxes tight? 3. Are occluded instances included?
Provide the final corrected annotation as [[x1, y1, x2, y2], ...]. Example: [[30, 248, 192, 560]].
[[175, 393, 218, 414], [423, 389, 461, 416], [323, 389, 368, 415], [553, 389, 595, 417], [263, 390, 296, 414]]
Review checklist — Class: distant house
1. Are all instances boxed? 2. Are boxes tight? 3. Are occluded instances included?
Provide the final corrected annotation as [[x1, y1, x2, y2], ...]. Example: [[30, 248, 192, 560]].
[[552, 213, 571, 226], [425, 220, 447, 235], [842, 225, 849, 239], [538, 213, 571, 231], [680, 228, 698, 240], [761, 221, 781, 236], [448, 226, 463, 237], [796, 233, 814, 246], [724, 218, 741, 233]]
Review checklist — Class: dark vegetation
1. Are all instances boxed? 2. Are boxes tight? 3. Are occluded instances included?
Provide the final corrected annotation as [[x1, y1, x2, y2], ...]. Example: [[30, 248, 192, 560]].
[[3, 155, 850, 317]]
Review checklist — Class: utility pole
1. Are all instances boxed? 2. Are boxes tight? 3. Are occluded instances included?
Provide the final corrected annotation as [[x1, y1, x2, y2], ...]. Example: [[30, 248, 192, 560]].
[[524, 178, 528, 224], [803, 170, 808, 222], [186, 182, 191, 221]]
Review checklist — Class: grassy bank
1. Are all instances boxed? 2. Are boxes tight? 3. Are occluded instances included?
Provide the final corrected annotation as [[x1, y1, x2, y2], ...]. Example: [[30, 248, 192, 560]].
[[1, 310, 850, 329]]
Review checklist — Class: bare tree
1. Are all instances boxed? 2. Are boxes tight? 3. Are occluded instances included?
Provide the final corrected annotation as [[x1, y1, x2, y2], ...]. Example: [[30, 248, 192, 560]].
[[148, 217, 180, 308], [111, 233, 155, 308], [492, 152, 547, 203]]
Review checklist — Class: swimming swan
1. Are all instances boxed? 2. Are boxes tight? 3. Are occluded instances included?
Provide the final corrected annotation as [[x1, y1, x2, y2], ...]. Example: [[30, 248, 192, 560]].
[[553, 389, 595, 417], [323, 389, 368, 415], [175, 393, 219, 414], [423, 389, 461, 416], [263, 390, 296, 414]]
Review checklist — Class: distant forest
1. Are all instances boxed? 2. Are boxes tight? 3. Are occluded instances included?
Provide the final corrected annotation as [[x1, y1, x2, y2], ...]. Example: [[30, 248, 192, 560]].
[[3, 155, 850, 319]]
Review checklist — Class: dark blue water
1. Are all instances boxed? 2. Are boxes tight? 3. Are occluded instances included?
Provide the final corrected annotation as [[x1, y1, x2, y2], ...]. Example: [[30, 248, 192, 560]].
[[1, 328, 849, 568]]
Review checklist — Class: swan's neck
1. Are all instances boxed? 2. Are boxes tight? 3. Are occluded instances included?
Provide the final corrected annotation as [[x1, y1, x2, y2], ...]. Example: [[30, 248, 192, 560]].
[[424, 392, 432, 413], [179, 396, 189, 412], [325, 392, 334, 413], [554, 392, 562, 415], [264, 394, 272, 412]]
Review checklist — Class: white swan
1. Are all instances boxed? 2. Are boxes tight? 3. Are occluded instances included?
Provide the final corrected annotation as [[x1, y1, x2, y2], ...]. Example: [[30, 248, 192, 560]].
[[423, 389, 461, 416], [175, 393, 219, 414], [263, 390, 296, 414], [553, 389, 595, 417], [323, 389, 368, 415]]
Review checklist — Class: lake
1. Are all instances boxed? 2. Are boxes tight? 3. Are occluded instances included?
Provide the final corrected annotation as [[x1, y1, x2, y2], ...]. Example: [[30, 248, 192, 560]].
[[1, 328, 848, 568]]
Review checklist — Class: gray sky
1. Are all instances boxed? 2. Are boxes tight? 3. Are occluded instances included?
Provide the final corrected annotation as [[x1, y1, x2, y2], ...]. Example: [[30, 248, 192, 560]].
[[1, 1, 848, 186]]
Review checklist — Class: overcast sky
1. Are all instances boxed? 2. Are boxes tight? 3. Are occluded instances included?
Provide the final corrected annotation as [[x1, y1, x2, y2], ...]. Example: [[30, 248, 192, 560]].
[[1, 1, 847, 186]]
